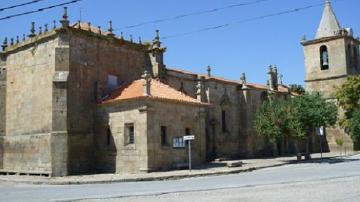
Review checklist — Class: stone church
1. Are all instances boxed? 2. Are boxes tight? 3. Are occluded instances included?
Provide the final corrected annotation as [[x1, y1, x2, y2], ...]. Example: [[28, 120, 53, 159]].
[[0, 0, 357, 177], [302, 0, 360, 151]]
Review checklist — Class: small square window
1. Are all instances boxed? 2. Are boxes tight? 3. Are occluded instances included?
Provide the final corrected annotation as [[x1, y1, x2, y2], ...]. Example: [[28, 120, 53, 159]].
[[125, 123, 135, 145]]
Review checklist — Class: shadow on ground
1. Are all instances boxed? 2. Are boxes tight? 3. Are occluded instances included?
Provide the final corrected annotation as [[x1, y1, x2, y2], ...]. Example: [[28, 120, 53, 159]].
[[283, 156, 360, 165]]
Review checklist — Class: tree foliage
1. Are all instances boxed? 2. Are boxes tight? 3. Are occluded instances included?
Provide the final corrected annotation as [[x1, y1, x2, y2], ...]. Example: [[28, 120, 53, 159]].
[[335, 76, 360, 143], [255, 93, 338, 141], [288, 93, 338, 140], [289, 84, 305, 95], [349, 108, 360, 143], [255, 100, 290, 142]]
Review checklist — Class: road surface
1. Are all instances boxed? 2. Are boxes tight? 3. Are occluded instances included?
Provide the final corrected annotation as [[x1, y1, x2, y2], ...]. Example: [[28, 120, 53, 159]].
[[0, 154, 359, 202]]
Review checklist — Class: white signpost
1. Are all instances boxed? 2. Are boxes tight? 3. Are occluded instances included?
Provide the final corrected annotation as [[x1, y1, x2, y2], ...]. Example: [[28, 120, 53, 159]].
[[183, 135, 195, 171], [318, 126, 324, 159]]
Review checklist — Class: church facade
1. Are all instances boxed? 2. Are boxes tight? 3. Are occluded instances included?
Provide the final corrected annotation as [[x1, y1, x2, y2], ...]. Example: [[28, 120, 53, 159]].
[[0, 1, 356, 177]]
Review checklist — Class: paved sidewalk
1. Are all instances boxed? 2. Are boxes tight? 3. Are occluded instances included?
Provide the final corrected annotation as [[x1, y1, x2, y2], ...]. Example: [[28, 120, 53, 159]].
[[0, 152, 357, 185]]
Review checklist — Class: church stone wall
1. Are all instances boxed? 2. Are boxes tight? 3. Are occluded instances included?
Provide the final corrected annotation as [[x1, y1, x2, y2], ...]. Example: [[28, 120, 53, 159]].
[[96, 100, 149, 174], [147, 101, 206, 171], [2, 133, 52, 174], [67, 33, 150, 174], [164, 70, 287, 159], [205, 81, 243, 158], [5, 39, 57, 136], [0, 56, 5, 169], [2, 38, 58, 174]]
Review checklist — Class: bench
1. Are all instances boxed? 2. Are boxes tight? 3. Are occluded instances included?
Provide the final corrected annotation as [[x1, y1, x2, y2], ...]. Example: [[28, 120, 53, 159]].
[[0, 169, 51, 177]]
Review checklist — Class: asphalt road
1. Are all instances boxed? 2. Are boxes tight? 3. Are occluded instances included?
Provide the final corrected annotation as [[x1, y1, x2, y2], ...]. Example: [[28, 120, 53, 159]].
[[1, 154, 360, 202]]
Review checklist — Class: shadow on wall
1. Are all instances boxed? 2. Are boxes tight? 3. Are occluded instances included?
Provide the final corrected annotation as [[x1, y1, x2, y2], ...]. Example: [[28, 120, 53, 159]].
[[94, 128, 117, 174]]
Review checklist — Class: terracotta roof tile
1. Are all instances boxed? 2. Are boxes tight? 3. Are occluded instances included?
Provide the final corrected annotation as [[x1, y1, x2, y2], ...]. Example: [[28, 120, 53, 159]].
[[100, 79, 208, 106], [167, 67, 286, 92]]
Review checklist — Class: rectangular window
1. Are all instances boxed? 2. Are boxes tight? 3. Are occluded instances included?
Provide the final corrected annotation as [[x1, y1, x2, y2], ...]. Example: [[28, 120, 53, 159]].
[[107, 74, 119, 93], [161, 126, 167, 146], [125, 123, 135, 145], [173, 137, 185, 148], [222, 110, 227, 132]]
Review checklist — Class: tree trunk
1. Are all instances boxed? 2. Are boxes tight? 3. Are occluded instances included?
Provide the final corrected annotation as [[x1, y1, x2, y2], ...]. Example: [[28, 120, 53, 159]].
[[305, 137, 311, 160]]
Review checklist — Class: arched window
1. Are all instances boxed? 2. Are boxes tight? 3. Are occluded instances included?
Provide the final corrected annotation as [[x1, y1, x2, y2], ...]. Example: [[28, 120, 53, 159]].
[[320, 45, 329, 70]]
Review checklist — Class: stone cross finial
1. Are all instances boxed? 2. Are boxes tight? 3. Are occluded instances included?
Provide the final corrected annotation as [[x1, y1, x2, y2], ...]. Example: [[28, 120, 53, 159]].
[[207, 65, 211, 77], [44, 24, 48, 33], [60, 7, 70, 27], [39, 26, 42, 35], [2, 37, 8, 51], [273, 65, 278, 74], [155, 30, 160, 40], [152, 29, 161, 48], [77, 20, 81, 29], [87, 22, 91, 32], [10, 38, 14, 46], [16, 36, 19, 44], [301, 34, 306, 42], [28, 22, 36, 38], [22, 34, 26, 41], [279, 74, 283, 85], [268, 64, 273, 73], [107, 20, 115, 37], [240, 72, 246, 84], [53, 20, 57, 30], [142, 70, 152, 96]]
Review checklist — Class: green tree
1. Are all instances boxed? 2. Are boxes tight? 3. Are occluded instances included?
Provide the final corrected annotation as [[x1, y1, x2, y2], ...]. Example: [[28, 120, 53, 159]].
[[255, 93, 338, 157], [289, 84, 306, 95], [349, 108, 360, 143], [255, 100, 290, 142], [335, 76, 360, 143], [288, 93, 338, 156]]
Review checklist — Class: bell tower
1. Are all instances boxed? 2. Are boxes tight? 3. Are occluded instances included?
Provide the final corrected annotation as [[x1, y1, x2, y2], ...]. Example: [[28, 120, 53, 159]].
[[302, 0, 360, 98]]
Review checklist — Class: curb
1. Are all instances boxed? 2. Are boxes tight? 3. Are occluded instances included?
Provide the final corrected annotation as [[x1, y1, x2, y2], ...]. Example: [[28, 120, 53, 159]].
[[0, 162, 288, 185]]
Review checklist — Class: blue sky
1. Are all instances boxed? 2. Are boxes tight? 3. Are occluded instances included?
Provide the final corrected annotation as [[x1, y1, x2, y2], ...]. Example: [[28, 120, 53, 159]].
[[1, 0, 359, 85]]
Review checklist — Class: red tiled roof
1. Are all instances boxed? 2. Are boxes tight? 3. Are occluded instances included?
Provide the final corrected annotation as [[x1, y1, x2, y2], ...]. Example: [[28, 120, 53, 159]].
[[166, 67, 290, 93], [100, 79, 208, 106]]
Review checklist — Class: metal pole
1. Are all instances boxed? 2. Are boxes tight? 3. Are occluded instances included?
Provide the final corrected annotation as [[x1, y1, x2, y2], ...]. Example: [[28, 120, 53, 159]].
[[188, 140, 192, 172], [319, 135, 323, 159]]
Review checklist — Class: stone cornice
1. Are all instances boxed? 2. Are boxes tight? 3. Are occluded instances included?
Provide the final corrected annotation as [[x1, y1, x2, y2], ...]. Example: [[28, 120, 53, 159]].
[[305, 74, 348, 82], [301, 35, 360, 46], [1, 27, 151, 55]]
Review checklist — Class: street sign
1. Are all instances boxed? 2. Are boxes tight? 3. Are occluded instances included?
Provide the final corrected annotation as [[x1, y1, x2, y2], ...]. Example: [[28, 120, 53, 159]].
[[318, 126, 324, 136], [183, 135, 195, 172], [318, 126, 324, 159], [183, 135, 195, 141]]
